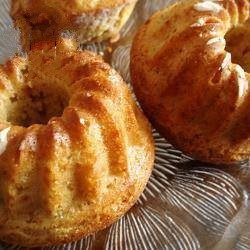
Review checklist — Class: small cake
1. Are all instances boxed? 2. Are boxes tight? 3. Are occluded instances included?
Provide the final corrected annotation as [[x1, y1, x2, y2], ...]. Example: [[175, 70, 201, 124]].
[[131, 0, 250, 164], [11, 0, 138, 50], [0, 38, 154, 247]]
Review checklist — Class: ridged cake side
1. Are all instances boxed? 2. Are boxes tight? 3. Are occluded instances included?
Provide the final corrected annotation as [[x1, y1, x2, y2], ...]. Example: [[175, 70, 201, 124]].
[[0, 39, 154, 247], [11, 0, 137, 50], [131, 0, 250, 164]]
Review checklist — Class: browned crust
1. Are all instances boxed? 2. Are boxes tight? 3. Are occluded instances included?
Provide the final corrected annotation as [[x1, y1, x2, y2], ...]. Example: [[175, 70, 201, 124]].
[[11, 0, 138, 50], [0, 174, 153, 247], [130, 0, 250, 164], [11, 0, 138, 14], [0, 38, 154, 247]]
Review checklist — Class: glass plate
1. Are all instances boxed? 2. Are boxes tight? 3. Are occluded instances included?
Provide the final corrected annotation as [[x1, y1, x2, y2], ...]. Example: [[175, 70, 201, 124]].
[[0, 0, 250, 249]]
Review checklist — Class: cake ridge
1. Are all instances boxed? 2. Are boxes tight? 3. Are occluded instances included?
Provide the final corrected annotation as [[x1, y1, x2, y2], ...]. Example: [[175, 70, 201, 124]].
[[0, 38, 154, 247]]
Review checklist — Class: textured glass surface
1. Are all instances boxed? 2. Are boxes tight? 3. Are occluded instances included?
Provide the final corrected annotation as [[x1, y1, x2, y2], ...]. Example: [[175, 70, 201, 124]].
[[0, 0, 250, 249]]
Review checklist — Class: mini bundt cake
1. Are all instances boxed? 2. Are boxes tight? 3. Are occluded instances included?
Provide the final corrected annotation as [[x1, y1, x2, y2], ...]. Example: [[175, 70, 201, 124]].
[[0, 38, 154, 247], [11, 0, 138, 50], [131, 0, 250, 164]]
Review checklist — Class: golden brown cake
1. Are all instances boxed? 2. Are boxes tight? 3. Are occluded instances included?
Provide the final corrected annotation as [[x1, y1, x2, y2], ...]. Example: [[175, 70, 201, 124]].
[[11, 0, 137, 50], [131, 0, 250, 164], [0, 38, 154, 247]]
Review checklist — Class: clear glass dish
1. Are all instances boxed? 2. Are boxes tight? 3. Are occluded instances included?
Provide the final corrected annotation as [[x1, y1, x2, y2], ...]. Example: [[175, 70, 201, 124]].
[[0, 0, 249, 249]]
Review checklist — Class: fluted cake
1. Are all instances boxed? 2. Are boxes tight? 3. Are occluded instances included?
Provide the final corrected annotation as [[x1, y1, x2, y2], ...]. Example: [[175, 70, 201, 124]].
[[11, 0, 138, 50], [0, 38, 154, 247], [131, 0, 250, 164]]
